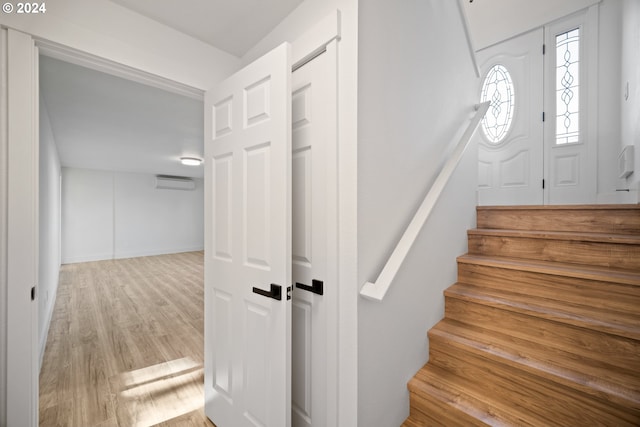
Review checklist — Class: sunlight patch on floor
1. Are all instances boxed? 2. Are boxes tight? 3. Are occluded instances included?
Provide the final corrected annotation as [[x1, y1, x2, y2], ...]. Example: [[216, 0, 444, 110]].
[[112, 358, 205, 427]]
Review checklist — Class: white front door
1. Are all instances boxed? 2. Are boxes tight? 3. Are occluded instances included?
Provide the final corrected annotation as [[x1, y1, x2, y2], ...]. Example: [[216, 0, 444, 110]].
[[544, 11, 597, 204], [477, 28, 544, 205], [291, 47, 335, 427], [204, 42, 292, 427]]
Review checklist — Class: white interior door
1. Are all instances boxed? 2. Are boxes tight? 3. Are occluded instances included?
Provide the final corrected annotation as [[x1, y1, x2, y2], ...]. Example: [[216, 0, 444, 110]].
[[291, 48, 335, 427], [204, 42, 292, 427], [477, 28, 544, 205]]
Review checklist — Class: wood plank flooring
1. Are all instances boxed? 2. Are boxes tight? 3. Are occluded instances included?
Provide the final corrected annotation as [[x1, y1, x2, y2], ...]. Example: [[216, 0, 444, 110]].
[[39, 251, 215, 427]]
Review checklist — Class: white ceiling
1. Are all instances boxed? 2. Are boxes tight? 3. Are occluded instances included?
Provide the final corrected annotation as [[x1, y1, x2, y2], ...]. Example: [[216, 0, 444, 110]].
[[41, 2, 304, 179], [108, 0, 303, 57], [40, 56, 205, 178]]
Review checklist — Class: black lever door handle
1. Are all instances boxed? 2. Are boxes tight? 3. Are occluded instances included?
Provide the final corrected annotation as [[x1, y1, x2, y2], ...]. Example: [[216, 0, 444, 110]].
[[295, 279, 323, 295], [252, 283, 282, 300]]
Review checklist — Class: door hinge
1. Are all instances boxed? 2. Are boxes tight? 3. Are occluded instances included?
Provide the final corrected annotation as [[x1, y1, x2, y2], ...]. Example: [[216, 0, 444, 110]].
[[542, 112, 545, 122], [542, 179, 546, 189], [542, 44, 546, 55], [31, 286, 36, 301]]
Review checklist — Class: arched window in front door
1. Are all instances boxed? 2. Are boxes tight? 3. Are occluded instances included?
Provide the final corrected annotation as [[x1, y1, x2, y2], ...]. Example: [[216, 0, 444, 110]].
[[480, 64, 515, 144]]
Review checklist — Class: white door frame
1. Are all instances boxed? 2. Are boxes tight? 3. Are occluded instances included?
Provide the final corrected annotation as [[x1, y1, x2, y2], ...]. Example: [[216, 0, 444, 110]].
[[3, 9, 357, 427], [2, 27, 39, 427]]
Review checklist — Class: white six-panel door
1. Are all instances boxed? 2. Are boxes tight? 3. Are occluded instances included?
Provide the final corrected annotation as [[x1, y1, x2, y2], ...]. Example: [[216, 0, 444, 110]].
[[204, 42, 292, 427], [291, 50, 333, 427], [477, 28, 545, 206]]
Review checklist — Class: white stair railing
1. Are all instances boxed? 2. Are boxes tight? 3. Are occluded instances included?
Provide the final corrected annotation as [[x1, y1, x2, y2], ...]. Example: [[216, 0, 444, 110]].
[[360, 101, 490, 302]]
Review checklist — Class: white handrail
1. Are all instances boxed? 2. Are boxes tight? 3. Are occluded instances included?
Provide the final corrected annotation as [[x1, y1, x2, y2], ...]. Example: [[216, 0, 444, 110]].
[[360, 101, 490, 302]]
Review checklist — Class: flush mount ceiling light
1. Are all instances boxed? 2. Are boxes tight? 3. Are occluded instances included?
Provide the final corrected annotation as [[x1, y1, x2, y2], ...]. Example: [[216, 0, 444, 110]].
[[180, 157, 202, 166]]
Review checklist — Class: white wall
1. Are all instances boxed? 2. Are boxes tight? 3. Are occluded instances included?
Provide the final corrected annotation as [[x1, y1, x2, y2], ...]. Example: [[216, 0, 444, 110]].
[[62, 168, 204, 263], [357, 1, 478, 426], [621, 0, 640, 201], [596, 0, 624, 202], [464, 0, 601, 50], [38, 96, 61, 368], [0, 0, 240, 90], [62, 168, 113, 262], [113, 173, 204, 259]]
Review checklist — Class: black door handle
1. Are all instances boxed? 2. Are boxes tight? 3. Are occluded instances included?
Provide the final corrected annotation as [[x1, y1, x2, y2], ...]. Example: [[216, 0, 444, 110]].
[[295, 279, 323, 295], [252, 283, 282, 300]]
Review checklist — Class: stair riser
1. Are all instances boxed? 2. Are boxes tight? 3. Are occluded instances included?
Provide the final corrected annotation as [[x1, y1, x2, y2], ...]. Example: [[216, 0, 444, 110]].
[[427, 346, 640, 426], [468, 234, 640, 270], [457, 262, 640, 317], [445, 297, 640, 369], [477, 207, 640, 235]]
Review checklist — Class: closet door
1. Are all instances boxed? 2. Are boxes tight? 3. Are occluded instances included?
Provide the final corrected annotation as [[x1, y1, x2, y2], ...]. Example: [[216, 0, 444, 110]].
[[291, 47, 336, 427], [204, 42, 292, 427]]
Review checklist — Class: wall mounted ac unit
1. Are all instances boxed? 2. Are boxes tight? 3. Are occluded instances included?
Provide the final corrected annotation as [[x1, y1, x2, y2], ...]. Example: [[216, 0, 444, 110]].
[[155, 175, 196, 190]]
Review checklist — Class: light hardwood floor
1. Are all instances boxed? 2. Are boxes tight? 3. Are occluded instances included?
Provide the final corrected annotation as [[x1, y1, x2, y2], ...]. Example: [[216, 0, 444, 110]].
[[39, 251, 215, 427]]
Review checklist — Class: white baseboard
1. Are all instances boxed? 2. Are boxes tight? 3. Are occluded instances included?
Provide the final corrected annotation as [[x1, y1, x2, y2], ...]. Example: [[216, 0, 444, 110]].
[[61, 252, 114, 264], [114, 246, 204, 259], [39, 267, 59, 373], [597, 189, 638, 204], [62, 246, 204, 264]]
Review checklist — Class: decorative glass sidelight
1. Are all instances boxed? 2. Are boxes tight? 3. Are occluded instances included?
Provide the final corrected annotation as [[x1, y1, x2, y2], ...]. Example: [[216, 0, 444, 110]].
[[556, 28, 580, 145], [480, 64, 515, 144]]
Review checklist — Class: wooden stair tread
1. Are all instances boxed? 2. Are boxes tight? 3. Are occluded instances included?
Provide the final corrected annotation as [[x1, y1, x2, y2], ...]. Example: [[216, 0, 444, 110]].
[[405, 205, 640, 426], [469, 228, 640, 244], [426, 346, 640, 426], [467, 230, 640, 270], [409, 365, 542, 427], [457, 254, 640, 286], [457, 256, 640, 318], [445, 282, 640, 340], [476, 205, 640, 235], [429, 319, 640, 407], [445, 294, 639, 372], [401, 417, 426, 427]]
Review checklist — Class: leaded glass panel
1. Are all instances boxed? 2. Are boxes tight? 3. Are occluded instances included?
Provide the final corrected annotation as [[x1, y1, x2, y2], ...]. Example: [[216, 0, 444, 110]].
[[555, 28, 580, 145], [480, 64, 515, 144]]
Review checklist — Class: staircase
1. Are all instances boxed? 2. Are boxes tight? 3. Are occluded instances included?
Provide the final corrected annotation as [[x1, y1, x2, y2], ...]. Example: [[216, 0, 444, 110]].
[[404, 205, 640, 426]]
